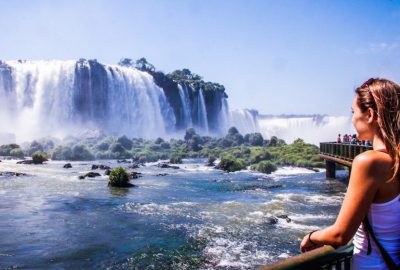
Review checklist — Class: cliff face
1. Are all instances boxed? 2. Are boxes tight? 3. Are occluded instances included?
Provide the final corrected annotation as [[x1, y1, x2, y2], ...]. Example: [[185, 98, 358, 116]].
[[149, 70, 228, 134]]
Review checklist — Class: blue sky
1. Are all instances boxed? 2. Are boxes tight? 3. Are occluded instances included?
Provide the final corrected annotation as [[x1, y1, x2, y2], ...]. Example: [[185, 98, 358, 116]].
[[1, 0, 399, 115]]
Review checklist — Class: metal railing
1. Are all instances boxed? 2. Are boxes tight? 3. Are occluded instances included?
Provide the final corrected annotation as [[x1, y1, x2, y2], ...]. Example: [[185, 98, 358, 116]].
[[260, 244, 354, 270], [320, 142, 372, 161]]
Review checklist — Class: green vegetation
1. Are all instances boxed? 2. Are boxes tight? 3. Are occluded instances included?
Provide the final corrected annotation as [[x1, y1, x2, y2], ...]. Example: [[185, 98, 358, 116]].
[[0, 127, 324, 174], [218, 155, 246, 172], [32, 151, 48, 164], [108, 167, 132, 187], [251, 160, 277, 174]]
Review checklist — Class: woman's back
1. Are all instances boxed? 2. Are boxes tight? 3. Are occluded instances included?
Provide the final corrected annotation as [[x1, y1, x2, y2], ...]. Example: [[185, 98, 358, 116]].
[[352, 150, 400, 269], [352, 194, 400, 269]]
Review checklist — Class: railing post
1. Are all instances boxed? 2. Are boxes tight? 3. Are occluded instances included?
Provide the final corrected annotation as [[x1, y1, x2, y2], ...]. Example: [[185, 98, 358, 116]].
[[326, 160, 336, 179]]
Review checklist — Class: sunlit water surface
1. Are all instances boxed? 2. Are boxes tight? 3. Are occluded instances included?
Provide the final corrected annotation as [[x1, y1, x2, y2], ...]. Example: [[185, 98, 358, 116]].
[[0, 159, 348, 269]]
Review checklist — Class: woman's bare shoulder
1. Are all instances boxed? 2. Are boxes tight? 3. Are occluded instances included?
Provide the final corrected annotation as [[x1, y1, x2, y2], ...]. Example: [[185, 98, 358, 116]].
[[353, 150, 393, 175]]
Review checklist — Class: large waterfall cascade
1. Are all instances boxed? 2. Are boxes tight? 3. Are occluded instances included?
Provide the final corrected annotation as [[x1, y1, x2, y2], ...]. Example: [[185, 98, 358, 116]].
[[0, 60, 353, 145], [0, 60, 178, 142]]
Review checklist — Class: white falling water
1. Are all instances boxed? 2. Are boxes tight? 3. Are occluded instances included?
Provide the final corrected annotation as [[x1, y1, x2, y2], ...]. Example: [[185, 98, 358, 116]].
[[105, 65, 175, 138], [196, 88, 209, 133], [177, 84, 192, 127], [0, 60, 77, 141], [228, 109, 259, 135], [0, 60, 176, 142]]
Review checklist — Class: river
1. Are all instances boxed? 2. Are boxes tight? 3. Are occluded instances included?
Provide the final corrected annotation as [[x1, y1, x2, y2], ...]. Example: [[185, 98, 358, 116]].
[[0, 159, 348, 269]]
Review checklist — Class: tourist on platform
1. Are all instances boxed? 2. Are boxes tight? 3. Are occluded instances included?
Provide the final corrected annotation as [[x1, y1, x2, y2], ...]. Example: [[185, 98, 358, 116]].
[[300, 78, 400, 269], [337, 134, 342, 143], [343, 134, 349, 144]]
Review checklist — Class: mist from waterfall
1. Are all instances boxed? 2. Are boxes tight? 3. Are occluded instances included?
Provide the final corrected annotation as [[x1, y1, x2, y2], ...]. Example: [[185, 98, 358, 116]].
[[227, 110, 354, 145]]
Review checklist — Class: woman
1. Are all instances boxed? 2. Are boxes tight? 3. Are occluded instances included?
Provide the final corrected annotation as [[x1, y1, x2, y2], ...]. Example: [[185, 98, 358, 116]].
[[300, 78, 400, 269]]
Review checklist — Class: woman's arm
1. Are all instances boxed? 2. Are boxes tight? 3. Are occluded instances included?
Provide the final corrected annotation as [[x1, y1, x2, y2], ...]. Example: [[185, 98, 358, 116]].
[[300, 151, 391, 252]]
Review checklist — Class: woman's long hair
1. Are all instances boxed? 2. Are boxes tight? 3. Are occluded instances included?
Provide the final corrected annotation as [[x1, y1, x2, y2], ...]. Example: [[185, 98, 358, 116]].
[[356, 78, 400, 181]]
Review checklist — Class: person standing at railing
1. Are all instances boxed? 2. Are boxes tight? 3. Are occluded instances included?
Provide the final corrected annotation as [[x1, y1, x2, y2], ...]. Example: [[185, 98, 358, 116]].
[[337, 134, 342, 143], [300, 78, 400, 269], [343, 134, 348, 144]]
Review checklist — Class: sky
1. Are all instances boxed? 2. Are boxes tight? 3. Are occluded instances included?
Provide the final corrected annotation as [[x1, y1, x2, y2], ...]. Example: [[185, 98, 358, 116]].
[[1, 0, 399, 116]]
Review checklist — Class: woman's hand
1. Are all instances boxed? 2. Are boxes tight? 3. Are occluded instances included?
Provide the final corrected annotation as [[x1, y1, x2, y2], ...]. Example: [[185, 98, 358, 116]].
[[300, 233, 323, 253]]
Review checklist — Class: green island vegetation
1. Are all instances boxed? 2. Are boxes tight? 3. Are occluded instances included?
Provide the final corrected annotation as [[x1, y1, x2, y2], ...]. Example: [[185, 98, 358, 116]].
[[108, 167, 134, 187], [0, 127, 324, 174]]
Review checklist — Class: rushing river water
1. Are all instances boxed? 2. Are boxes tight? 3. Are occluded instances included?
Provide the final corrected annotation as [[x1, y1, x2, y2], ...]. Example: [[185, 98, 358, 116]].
[[0, 159, 348, 269]]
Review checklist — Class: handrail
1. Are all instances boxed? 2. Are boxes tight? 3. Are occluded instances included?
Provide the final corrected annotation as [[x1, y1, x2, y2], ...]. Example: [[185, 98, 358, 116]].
[[260, 244, 354, 270], [320, 142, 372, 161]]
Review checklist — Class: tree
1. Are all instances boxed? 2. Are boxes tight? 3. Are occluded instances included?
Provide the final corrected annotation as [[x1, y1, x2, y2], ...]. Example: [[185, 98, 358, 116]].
[[135, 57, 155, 72], [228, 127, 239, 136], [248, 133, 264, 146], [117, 136, 133, 150], [118, 58, 134, 67], [184, 128, 197, 141]]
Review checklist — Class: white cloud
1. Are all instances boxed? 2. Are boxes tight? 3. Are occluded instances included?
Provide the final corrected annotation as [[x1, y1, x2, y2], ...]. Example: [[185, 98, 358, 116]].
[[355, 41, 400, 55]]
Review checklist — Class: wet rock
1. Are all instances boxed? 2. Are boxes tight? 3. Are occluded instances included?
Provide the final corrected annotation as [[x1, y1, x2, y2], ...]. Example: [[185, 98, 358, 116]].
[[246, 184, 284, 191], [264, 216, 278, 225], [92, 164, 111, 170], [157, 163, 179, 169], [276, 215, 292, 223], [156, 173, 169, 176], [129, 171, 142, 179], [108, 182, 136, 188], [104, 169, 111, 176], [0, 171, 27, 177], [128, 163, 140, 169], [16, 160, 34, 164], [63, 163, 72, 169], [79, 172, 101, 179], [212, 179, 232, 183]]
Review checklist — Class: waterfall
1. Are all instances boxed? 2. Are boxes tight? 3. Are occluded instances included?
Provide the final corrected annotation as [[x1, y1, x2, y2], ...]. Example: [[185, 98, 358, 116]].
[[226, 109, 354, 145], [177, 84, 192, 127], [257, 115, 354, 145], [228, 109, 259, 134], [196, 88, 209, 133], [0, 60, 176, 142]]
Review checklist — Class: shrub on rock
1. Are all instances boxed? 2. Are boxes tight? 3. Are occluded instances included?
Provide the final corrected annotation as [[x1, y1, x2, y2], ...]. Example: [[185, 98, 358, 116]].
[[169, 154, 182, 164], [108, 167, 134, 187], [251, 160, 277, 174], [32, 151, 48, 164], [217, 155, 245, 172]]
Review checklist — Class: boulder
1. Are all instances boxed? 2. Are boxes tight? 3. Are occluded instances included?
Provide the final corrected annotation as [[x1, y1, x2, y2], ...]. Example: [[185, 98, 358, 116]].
[[91, 164, 111, 170], [16, 160, 34, 164], [79, 172, 101, 179], [264, 216, 278, 225], [104, 169, 111, 176], [129, 171, 142, 179], [63, 163, 72, 169], [276, 215, 292, 223], [0, 171, 27, 177], [157, 163, 179, 169], [129, 163, 140, 169], [107, 182, 135, 188]]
